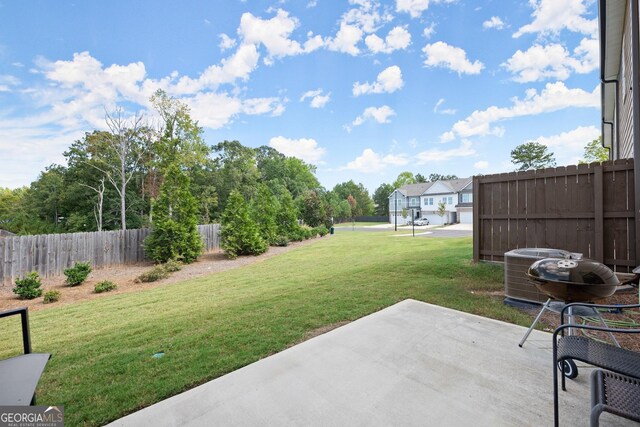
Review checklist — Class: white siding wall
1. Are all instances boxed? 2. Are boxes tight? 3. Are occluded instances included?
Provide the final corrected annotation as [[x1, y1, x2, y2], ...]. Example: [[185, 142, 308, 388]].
[[620, 3, 634, 159]]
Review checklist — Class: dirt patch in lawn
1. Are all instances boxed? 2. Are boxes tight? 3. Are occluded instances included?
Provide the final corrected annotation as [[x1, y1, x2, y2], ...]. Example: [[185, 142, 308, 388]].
[[0, 238, 323, 312]]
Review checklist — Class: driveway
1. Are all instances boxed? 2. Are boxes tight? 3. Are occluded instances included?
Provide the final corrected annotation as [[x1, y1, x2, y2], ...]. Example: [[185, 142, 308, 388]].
[[107, 300, 632, 427], [334, 223, 473, 238]]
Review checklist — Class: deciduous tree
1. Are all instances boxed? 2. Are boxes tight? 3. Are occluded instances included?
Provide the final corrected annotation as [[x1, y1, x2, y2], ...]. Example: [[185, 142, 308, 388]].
[[511, 141, 556, 171], [580, 137, 608, 164], [392, 171, 416, 188], [428, 173, 458, 182], [332, 180, 374, 216], [372, 183, 394, 216]]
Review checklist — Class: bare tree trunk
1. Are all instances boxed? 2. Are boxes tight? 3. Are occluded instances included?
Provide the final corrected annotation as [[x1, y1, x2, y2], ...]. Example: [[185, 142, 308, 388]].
[[121, 164, 127, 231], [101, 108, 144, 231], [81, 177, 105, 231]]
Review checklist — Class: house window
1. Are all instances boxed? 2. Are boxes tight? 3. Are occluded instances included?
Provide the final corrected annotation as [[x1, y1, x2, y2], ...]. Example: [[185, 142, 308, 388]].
[[410, 197, 418, 206], [424, 197, 433, 206], [462, 193, 473, 203], [441, 196, 452, 204]]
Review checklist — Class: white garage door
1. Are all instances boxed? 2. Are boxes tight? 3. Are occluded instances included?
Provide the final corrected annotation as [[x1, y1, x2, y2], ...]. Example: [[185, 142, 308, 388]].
[[459, 211, 473, 224]]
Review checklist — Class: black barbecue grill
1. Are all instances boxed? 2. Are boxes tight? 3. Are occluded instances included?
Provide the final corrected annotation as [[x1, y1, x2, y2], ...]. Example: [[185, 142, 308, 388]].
[[527, 257, 620, 303], [518, 257, 622, 368]]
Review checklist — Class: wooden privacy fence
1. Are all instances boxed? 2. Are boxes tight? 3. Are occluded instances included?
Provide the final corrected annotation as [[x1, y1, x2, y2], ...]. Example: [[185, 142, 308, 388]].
[[0, 224, 220, 285], [473, 159, 637, 272]]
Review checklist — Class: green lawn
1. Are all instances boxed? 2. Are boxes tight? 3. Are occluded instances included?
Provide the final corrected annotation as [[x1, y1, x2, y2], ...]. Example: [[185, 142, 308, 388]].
[[0, 232, 530, 426]]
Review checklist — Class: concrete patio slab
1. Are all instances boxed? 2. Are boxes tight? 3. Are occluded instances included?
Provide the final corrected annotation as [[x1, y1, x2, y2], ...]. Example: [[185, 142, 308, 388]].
[[107, 299, 634, 427]]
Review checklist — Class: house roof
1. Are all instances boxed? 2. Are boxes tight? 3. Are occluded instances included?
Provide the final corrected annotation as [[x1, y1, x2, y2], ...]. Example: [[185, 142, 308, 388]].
[[389, 182, 433, 198], [391, 177, 471, 198], [440, 177, 472, 193]]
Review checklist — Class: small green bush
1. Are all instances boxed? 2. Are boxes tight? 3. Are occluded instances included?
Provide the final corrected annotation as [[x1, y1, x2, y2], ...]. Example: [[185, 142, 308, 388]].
[[13, 272, 43, 300], [94, 281, 117, 293], [135, 265, 170, 283], [163, 259, 182, 272], [64, 262, 92, 286], [273, 235, 289, 247], [43, 290, 61, 304], [314, 225, 329, 237]]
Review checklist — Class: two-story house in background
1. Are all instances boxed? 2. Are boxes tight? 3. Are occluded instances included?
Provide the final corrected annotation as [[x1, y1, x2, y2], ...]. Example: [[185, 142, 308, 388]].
[[388, 177, 473, 225]]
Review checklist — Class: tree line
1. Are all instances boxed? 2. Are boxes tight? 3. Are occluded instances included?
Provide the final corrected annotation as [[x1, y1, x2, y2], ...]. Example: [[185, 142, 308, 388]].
[[0, 91, 378, 236]]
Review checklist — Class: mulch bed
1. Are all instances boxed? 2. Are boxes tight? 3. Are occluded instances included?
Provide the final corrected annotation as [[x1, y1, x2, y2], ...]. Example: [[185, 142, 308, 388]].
[[519, 287, 640, 352]]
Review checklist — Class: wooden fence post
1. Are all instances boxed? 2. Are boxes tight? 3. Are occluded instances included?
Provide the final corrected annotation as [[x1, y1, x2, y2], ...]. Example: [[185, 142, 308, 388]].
[[594, 163, 604, 263]]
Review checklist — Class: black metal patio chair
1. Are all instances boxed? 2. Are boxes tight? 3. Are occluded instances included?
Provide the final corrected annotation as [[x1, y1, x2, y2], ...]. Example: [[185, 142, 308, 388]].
[[0, 307, 51, 405], [552, 302, 640, 427]]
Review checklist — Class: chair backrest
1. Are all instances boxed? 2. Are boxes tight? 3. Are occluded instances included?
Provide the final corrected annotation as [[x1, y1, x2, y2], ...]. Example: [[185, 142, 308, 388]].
[[0, 307, 32, 354]]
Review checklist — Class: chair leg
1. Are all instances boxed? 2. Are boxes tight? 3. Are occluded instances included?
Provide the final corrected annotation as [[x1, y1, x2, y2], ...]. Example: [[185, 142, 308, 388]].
[[590, 404, 604, 427], [553, 344, 560, 427]]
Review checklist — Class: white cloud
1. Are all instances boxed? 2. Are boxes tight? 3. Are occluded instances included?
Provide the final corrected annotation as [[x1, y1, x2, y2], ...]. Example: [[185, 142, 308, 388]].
[[342, 0, 390, 34], [503, 44, 573, 82], [0, 123, 83, 188], [186, 92, 243, 128], [0, 75, 20, 92], [187, 93, 285, 128], [443, 82, 599, 140], [535, 125, 600, 164], [343, 148, 408, 173], [514, 0, 598, 38], [474, 160, 489, 169], [365, 26, 411, 54], [353, 65, 404, 96], [423, 23, 436, 38], [218, 34, 237, 51], [300, 89, 331, 108], [483, 16, 505, 30], [383, 153, 410, 166], [344, 148, 386, 172], [238, 9, 322, 64], [242, 97, 286, 116], [173, 43, 260, 93], [269, 136, 326, 163], [396, 0, 430, 18], [10, 46, 281, 142], [433, 98, 456, 115], [350, 105, 396, 128], [326, 22, 364, 55], [326, 0, 395, 55], [502, 40, 599, 82], [422, 41, 484, 75], [572, 37, 599, 73], [396, 0, 455, 18], [416, 140, 476, 164]]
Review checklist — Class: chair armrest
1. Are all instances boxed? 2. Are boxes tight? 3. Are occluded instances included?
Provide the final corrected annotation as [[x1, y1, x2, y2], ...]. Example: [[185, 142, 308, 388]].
[[560, 302, 640, 325], [0, 307, 31, 354]]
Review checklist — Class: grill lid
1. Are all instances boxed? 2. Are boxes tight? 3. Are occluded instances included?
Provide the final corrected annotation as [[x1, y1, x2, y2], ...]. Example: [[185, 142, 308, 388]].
[[527, 258, 620, 285]]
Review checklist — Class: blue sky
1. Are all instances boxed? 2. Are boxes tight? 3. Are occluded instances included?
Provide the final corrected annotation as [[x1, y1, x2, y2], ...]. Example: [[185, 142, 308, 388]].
[[0, 0, 600, 193]]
